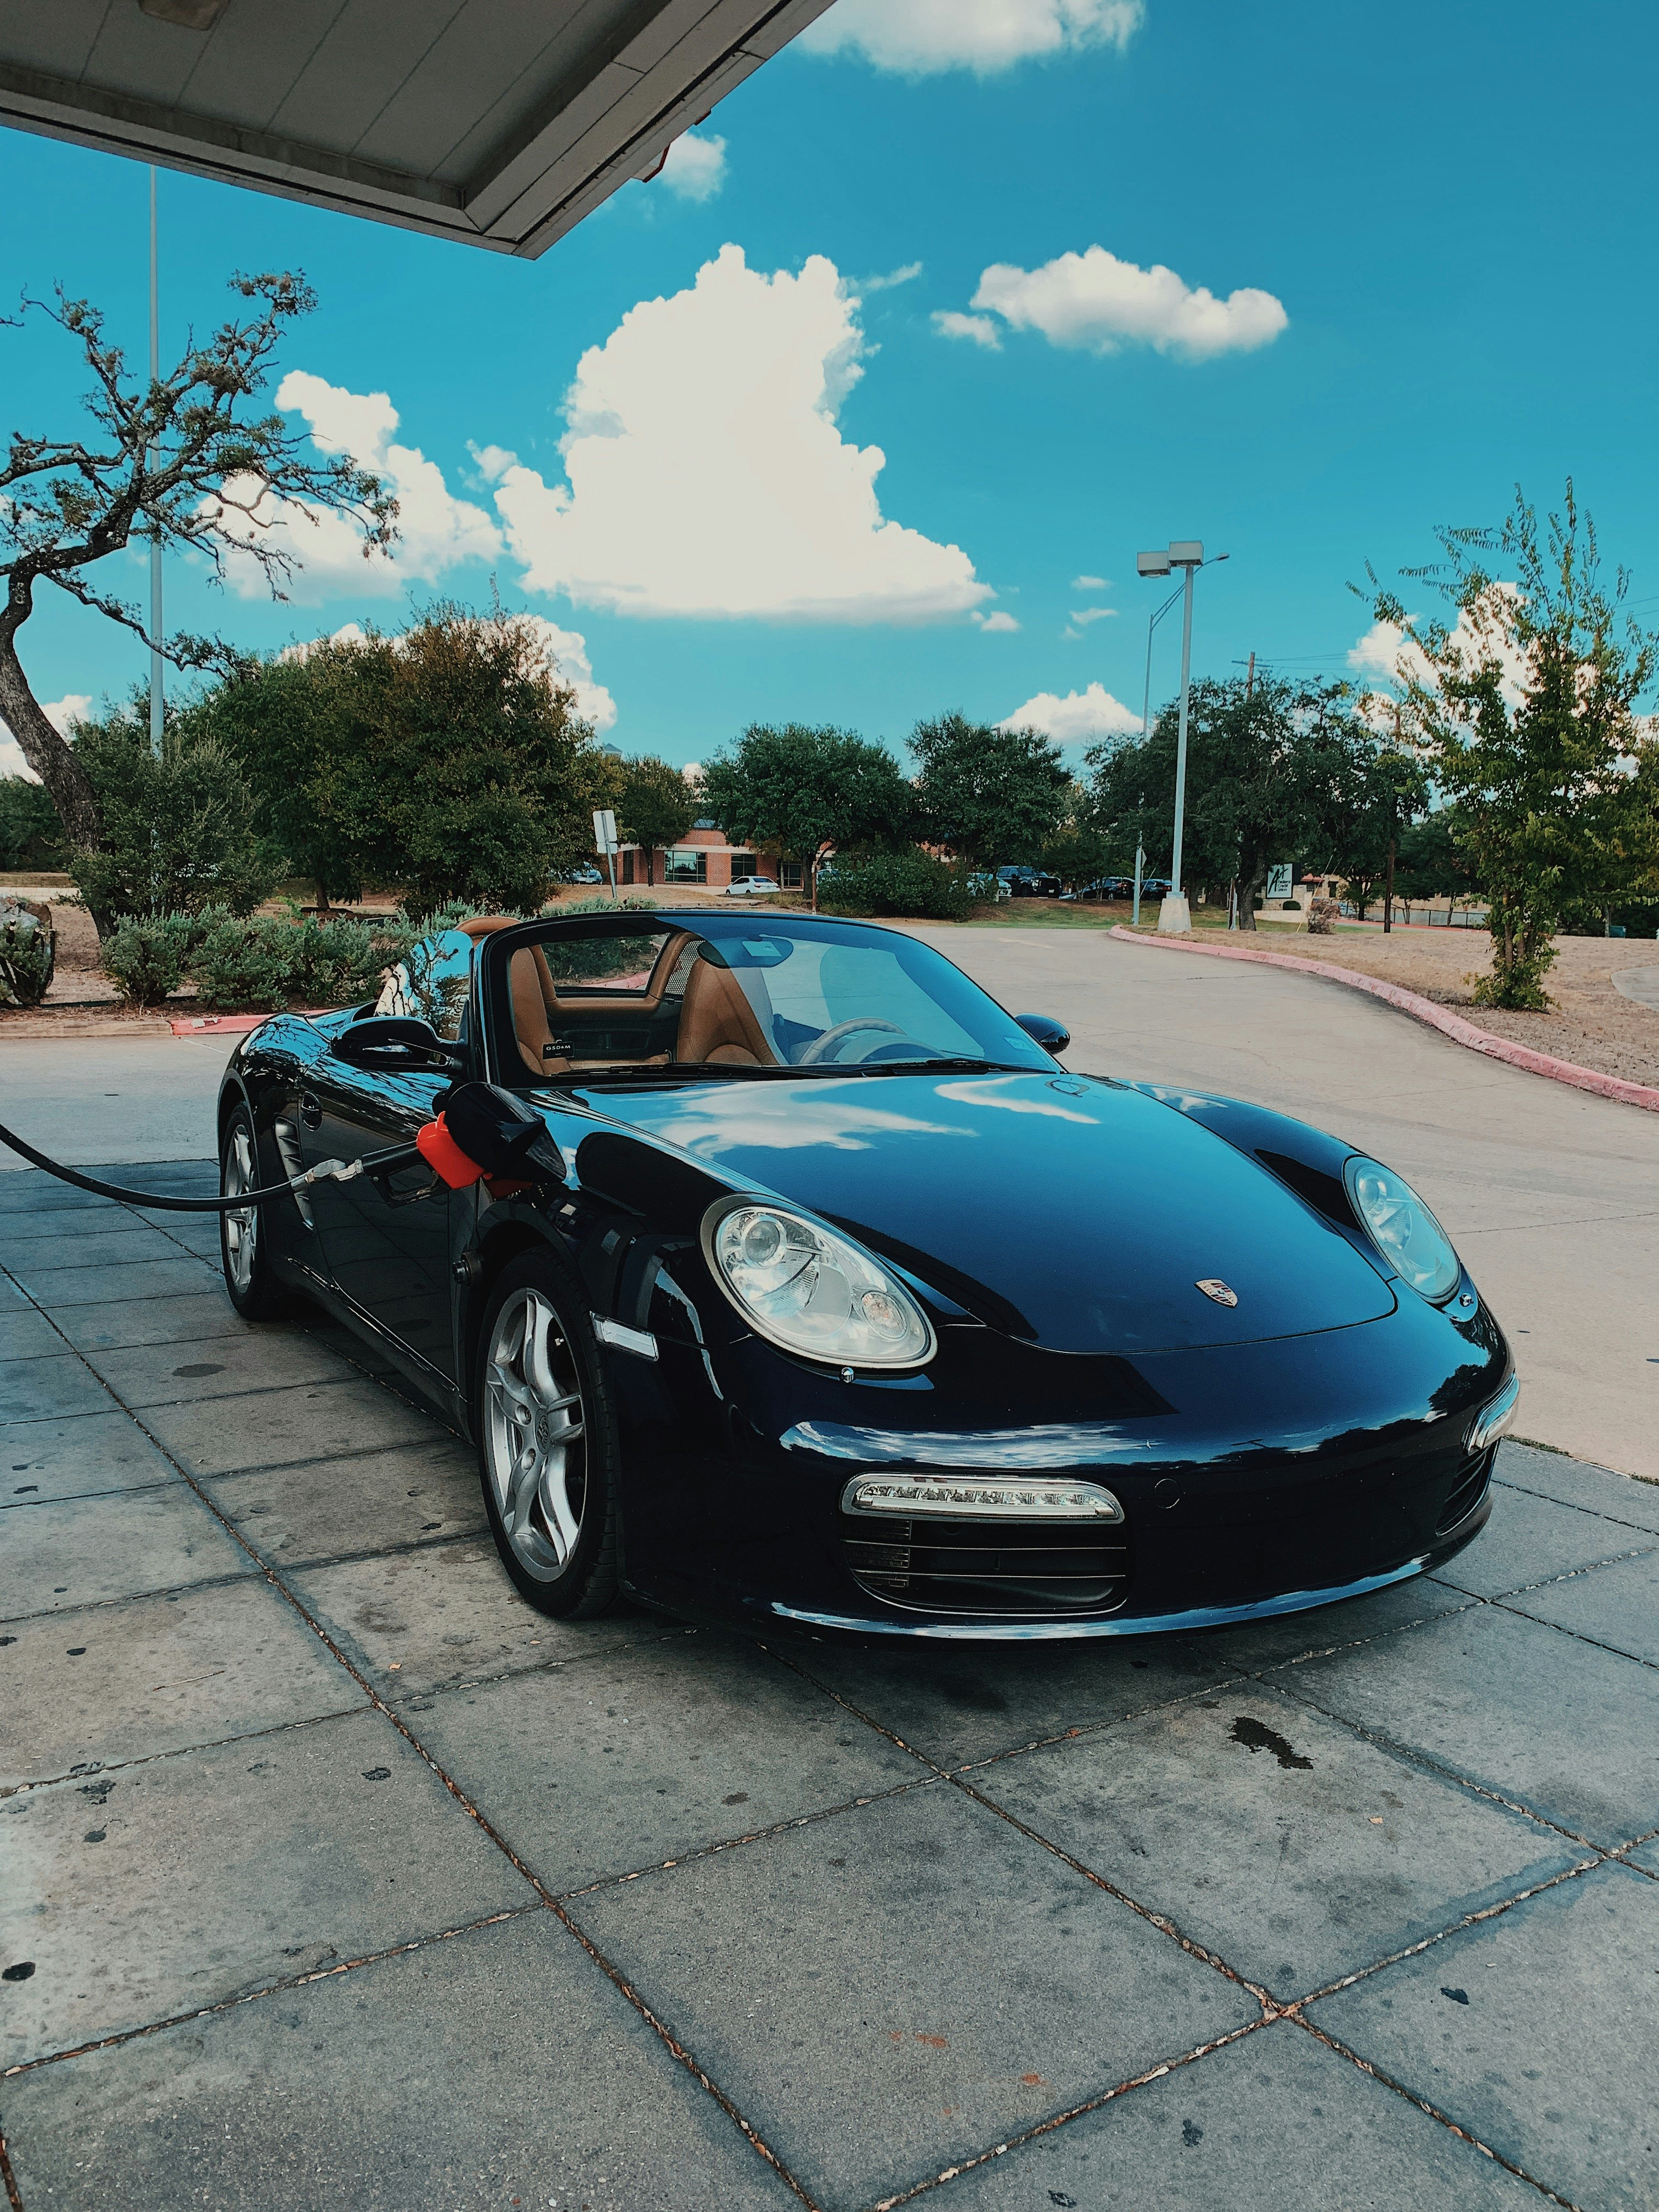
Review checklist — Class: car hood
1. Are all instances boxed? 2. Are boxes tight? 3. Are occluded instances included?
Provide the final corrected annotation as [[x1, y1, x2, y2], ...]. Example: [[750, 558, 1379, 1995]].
[[579, 1071, 1395, 1355]]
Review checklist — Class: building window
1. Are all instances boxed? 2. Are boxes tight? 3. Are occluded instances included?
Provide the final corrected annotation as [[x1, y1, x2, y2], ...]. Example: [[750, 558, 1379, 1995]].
[[780, 860, 802, 889], [666, 848, 708, 884], [619, 849, 636, 885], [729, 851, 758, 879]]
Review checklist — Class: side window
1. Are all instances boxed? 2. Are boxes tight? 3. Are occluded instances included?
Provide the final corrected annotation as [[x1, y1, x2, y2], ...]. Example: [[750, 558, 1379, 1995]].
[[375, 929, 475, 1040]]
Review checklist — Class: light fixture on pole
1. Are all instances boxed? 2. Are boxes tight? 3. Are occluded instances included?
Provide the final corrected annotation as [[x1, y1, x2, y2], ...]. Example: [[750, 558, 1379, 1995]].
[[1136, 541, 1228, 933]]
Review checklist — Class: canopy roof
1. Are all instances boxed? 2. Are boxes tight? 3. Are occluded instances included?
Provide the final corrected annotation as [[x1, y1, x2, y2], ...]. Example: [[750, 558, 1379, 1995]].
[[0, 0, 833, 256]]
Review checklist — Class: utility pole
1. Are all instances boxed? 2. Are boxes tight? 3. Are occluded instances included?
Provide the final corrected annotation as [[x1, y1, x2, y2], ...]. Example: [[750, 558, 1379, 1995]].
[[148, 167, 163, 758], [1136, 543, 1228, 933], [1245, 650, 1255, 700], [1383, 701, 1400, 935]]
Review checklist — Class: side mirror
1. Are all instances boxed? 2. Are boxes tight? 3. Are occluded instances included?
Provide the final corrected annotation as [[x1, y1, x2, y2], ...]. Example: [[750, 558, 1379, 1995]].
[[332, 1016, 466, 1074], [1015, 1012, 1071, 1053]]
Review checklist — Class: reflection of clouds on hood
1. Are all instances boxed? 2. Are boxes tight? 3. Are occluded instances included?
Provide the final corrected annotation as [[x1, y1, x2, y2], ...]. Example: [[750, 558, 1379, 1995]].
[[782, 1422, 1160, 1468], [935, 1077, 1096, 1124], [650, 1093, 971, 1157]]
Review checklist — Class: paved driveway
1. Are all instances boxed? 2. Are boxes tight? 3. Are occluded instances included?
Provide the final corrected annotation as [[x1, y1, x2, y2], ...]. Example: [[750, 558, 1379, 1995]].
[[2, 1156, 1657, 2210]]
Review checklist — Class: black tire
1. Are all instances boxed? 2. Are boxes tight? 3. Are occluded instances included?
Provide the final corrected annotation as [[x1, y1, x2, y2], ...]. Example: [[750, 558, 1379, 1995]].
[[219, 1102, 302, 1321], [474, 1249, 620, 1618]]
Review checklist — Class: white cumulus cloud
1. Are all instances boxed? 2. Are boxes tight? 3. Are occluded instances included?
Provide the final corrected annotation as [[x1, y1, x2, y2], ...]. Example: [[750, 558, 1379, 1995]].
[[1071, 573, 1107, 590], [517, 616, 617, 732], [1349, 589, 1530, 711], [972, 610, 1021, 633], [1000, 682, 1141, 741], [1068, 606, 1116, 625], [800, 0, 1143, 75], [493, 244, 989, 623], [0, 693, 91, 781], [862, 261, 924, 292], [658, 131, 726, 202], [933, 309, 1002, 350], [968, 245, 1287, 360], [211, 373, 501, 603]]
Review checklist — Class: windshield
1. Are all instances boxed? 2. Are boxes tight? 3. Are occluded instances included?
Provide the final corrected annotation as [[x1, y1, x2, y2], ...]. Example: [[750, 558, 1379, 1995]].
[[486, 915, 1054, 1083]]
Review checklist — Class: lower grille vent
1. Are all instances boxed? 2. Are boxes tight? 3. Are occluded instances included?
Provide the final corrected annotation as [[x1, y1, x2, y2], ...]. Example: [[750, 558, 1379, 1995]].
[[1435, 1449, 1493, 1537], [842, 1513, 1132, 1618]]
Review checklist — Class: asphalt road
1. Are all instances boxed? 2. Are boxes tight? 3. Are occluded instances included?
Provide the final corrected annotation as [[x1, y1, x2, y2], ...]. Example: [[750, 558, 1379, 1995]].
[[3, 927, 1655, 1477]]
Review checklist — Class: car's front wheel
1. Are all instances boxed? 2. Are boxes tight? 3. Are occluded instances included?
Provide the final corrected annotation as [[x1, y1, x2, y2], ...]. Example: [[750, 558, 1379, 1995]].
[[219, 1103, 301, 1321], [475, 1251, 619, 1618]]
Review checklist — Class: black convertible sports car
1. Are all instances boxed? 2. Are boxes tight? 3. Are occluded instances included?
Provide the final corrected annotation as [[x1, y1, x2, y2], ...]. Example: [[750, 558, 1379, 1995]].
[[217, 909, 1516, 1639]]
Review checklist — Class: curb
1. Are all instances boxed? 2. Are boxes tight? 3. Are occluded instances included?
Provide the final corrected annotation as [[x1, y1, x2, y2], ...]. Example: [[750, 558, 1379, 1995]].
[[1107, 926, 1659, 1116]]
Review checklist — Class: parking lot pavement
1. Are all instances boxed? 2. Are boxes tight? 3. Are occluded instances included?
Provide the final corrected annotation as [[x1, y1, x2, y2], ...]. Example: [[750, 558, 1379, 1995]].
[[2, 1164, 1656, 2211]]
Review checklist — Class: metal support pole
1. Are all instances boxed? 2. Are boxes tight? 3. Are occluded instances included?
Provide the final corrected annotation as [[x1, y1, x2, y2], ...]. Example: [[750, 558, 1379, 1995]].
[[1170, 558, 1195, 902], [148, 167, 163, 758]]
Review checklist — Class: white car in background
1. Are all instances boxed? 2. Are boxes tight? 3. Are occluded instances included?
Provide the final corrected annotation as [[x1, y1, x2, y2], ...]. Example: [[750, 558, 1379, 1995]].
[[724, 875, 781, 898]]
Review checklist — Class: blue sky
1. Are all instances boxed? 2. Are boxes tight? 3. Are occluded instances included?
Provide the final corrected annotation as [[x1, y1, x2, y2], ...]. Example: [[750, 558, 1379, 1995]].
[[5, 0, 1658, 779]]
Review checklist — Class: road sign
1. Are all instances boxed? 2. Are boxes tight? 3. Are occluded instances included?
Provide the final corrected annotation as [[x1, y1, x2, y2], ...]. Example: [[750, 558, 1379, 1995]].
[[591, 808, 618, 855], [1265, 864, 1293, 900]]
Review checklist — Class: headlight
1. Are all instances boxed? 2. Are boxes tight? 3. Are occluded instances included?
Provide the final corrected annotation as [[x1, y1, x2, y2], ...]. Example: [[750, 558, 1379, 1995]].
[[1343, 1155, 1461, 1303], [701, 1198, 936, 1369]]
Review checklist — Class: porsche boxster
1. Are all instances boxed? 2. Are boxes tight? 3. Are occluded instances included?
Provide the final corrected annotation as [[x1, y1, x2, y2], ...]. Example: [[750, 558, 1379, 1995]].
[[217, 909, 1515, 1639]]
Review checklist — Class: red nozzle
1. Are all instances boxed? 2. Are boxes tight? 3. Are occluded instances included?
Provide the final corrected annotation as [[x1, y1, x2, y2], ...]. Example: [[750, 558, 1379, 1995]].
[[416, 1114, 487, 1189]]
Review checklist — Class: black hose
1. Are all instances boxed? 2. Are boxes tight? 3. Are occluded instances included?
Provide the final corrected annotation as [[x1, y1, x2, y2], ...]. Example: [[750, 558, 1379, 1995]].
[[0, 1120, 423, 1214]]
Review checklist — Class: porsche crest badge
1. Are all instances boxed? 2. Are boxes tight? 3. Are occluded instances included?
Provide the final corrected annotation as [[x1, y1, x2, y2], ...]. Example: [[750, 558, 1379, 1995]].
[[1196, 1279, 1239, 1307]]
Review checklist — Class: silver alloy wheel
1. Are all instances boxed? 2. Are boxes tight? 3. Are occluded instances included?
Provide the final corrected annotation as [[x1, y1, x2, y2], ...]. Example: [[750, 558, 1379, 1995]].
[[223, 1124, 258, 1295], [483, 1288, 588, 1582]]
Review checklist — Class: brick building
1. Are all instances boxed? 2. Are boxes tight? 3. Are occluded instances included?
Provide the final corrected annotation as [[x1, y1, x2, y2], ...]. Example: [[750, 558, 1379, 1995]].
[[616, 820, 802, 891]]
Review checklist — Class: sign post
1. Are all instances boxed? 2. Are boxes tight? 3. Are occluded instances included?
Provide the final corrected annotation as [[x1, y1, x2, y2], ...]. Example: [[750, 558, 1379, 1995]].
[[591, 808, 619, 904]]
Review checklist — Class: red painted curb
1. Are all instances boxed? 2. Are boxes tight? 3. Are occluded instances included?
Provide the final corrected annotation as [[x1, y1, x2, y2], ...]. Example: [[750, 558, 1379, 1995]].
[[1108, 926, 1659, 1115], [167, 1009, 328, 1038]]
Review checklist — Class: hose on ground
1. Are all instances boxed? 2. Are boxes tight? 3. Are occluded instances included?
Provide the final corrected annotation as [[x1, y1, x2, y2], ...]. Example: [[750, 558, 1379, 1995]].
[[0, 1120, 421, 1214]]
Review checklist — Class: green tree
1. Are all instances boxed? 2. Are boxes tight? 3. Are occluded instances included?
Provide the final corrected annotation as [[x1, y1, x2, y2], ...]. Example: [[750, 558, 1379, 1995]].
[[1392, 808, 1482, 912], [1088, 676, 1381, 928], [1360, 482, 1659, 1007], [699, 724, 913, 907], [0, 272, 394, 930], [910, 713, 1071, 868], [1041, 792, 1117, 891], [197, 647, 374, 910], [69, 693, 282, 919], [1313, 724, 1429, 921], [617, 756, 695, 884], [0, 776, 64, 870]]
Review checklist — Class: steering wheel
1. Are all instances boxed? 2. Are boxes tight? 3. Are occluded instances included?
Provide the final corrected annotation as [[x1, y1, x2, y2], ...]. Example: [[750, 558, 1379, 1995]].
[[798, 1017, 909, 1065]]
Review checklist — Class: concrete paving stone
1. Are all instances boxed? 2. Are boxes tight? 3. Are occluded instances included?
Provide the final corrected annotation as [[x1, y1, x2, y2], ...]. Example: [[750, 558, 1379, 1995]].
[[8, 1255, 225, 1307], [1628, 1837, 1659, 1875], [0, 1705, 531, 2068], [1211, 1572, 1476, 1674], [0, 1177, 115, 1215], [940, 2018, 1541, 2211], [284, 1539, 665, 1697], [971, 1685, 1577, 2001], [85, 1329, 352, 1409], [204, 1440, 487, 1568], [0, 1408, 178, 1505], [571, 1782, 1259, 2210], [417, 1633, 927, 1894], [1430, 1480, 1657, 1600], [1279, 1603, 1659, 1849], [0, 1481, 251, 1620], [52, 1291, 279, 1353], [0, 1301, 63, 1361], [140, 1372, 444, 1475], [1312, 1862, 1659, 2211], [133, 1213, 225, 1257], [0, 1576, 365, 1788], [2, 1222, 202, 1273], [778, 1630, 1241, 1770], [1506, 1549, 1659, 1666], [0, 1910, 800, 2212], [0, 1350, 112, 1423], [1494, 1440, 1659, 1533]]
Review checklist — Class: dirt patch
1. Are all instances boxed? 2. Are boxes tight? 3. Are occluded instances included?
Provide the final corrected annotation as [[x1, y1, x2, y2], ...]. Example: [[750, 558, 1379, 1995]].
[[1216, 925, 1659, 1088]]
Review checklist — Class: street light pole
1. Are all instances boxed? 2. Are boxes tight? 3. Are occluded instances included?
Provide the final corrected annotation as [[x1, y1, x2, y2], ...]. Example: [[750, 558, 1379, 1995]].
[[1136, 541, 1227, 933], [148, 166, 163, 759]]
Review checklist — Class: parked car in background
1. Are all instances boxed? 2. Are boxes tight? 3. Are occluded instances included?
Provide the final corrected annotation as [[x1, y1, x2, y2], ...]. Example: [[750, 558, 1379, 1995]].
[[725, 875, 781, 898], [967, 872, 1010, 902], [561, 865, 604, 885], [997, 866, 1060, 899]]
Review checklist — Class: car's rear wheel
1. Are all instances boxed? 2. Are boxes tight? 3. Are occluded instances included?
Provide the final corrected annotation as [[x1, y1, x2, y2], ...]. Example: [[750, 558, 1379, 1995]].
[[219, 1103, 301, 1321], [476, 1251, 619, 1618]]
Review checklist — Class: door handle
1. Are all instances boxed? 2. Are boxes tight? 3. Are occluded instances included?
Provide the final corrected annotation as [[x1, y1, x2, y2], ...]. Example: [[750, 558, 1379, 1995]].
[[299, 1091, 322, 1131]]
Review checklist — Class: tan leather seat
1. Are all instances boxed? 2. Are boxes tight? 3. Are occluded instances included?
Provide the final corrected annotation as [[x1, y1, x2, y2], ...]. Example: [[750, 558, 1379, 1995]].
[[676, 955, 777, 1064]]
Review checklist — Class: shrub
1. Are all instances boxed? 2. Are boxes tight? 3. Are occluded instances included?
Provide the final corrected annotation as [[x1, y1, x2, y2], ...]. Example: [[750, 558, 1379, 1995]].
[[818, 850, 973, 922], [0, 899, 55, 1007], [101, 912, 200, 1007], [191, 912, 306, 1011], [1306, 896, 1341, 935], [0, 778, 65, 872]]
